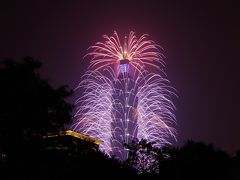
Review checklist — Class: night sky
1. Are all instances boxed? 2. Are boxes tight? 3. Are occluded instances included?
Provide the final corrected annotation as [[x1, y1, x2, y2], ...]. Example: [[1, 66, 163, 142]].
[[1, 0, 239, 155]]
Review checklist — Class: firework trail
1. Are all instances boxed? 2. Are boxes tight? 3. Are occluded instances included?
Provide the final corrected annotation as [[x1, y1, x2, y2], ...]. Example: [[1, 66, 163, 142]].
[[72, 31, 176, 161]]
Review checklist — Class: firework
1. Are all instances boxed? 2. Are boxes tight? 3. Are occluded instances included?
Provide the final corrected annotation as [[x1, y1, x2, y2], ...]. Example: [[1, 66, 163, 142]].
[[72, 31, 176, 161], [86, 31, 165, 76]]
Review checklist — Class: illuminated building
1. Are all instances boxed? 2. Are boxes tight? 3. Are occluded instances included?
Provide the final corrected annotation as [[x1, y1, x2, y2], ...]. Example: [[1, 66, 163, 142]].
[[42, 130, 102, 155]]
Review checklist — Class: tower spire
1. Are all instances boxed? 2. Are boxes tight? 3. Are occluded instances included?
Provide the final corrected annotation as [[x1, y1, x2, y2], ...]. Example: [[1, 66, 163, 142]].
[[123, 36, 128, 59]]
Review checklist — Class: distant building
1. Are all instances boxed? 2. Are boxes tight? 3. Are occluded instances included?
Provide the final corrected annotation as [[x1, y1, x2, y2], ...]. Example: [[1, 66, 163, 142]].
[[41, 130, 102, 155]]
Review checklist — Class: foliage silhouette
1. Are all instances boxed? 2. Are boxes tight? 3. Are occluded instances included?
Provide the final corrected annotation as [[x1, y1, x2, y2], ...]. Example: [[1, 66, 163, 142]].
[[0, 57, 73, 159], [123, 140, 238, 179]]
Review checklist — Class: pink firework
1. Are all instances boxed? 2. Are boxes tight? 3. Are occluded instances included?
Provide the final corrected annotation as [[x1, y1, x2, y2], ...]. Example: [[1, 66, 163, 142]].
[[87, 31, 165, 75]]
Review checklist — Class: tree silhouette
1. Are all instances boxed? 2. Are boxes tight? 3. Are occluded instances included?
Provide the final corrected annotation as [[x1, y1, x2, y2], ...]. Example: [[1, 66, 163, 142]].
[[125, 139, 160, 174], [157, 141, 232, 180], [124, 140, 235, 180], [0, 57, 73, 158]]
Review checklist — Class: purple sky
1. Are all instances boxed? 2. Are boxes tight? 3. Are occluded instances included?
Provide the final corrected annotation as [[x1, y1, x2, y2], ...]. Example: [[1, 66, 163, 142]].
[[1, 0, 239, 155]]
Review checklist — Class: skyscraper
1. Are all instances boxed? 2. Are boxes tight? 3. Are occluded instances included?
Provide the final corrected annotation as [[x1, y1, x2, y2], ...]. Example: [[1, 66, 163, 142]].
[[110, 56, 139, 160]]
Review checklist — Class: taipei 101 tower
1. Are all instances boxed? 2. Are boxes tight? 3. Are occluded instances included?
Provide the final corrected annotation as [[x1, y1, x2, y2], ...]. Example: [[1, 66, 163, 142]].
[[72, 31, 177, 163], [110, 37, 139, 161]]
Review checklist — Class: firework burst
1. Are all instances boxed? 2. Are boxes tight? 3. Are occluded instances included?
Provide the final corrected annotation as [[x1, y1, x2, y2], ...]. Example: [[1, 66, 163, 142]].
[[72, 31, 177, 161], [87, 31, 165, 76]]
